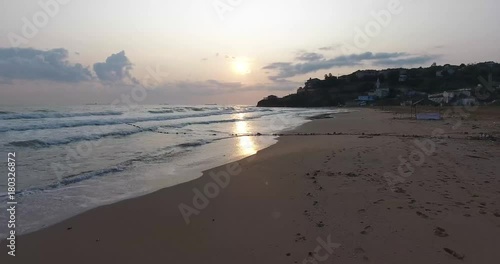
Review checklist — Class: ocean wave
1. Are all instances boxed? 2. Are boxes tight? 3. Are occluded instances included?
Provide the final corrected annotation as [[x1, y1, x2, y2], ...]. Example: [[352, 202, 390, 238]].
[[1, 139, 214, 197], [163, 112, 277, 127], [178, 140, 211, 148], [6, 127, 210, 149], [185, 107, 205, 112], [6, 129, 144, 148], [7, 139, 50, 148], [0, 110, 123, 120], [148, 109, 174, 114], [5, 112, 278, 148], [0, 111, 13, 114], [0, 108, 267, 133]]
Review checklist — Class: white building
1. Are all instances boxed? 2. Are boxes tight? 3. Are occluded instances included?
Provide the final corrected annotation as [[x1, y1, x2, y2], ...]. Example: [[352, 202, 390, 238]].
[[375, 88, 390, 98], [374, 78, 390, 98], [428, 88, 473, 104]]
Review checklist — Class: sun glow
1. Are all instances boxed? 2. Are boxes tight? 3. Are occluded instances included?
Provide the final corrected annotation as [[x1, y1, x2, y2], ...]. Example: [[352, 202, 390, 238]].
[[232, 58, 251, 75]]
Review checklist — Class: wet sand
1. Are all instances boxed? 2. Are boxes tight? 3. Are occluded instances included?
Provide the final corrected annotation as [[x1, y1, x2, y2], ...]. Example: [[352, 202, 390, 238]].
[[2, 108, 499, 264]]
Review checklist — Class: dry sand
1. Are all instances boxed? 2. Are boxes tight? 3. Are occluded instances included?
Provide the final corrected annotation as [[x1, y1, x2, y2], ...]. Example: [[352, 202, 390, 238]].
[[2, 108, 499, 264]]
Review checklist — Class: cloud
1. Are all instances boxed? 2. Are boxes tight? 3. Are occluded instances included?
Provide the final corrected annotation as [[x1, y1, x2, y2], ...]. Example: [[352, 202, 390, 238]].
[[296, 52, 324, 61], [262, 62, 292, 70], [93, 51, 138, 84], [318, 44, 342, 51], [152, 79, 296, 98], [263, 52, 437, 81], [374, 55, 437, 66], [0, 48, 92, 82]]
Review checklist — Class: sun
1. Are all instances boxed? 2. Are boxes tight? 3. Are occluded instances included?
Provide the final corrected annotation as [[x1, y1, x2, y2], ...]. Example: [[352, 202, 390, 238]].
[[232, 58, 251, 75]]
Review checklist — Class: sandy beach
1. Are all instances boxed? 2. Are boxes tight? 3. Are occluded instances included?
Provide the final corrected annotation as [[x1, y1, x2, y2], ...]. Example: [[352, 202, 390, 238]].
[[2, 108, 499, 264]]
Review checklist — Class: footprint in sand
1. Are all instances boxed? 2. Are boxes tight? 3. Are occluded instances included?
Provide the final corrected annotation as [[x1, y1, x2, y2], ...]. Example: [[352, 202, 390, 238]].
[[295, 233, 307, 242], [354, 247, 365, 254], [434, 227, 449, 237], [416, 211, 429, 219], [360, 225, 374, 235], [443, 248, 465, 260]]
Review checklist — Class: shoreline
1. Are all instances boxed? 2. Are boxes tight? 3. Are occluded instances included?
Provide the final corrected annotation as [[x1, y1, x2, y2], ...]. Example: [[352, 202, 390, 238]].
[[0, 109, 339, 240], [2, 108, 499, 263]]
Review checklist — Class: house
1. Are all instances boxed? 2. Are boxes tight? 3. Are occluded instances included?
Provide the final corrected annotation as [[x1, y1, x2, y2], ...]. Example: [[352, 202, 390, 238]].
[[357, 96, 375, 106], [454, 96, 477, 106], [373, 78, 390, 98], [428, 93, 445, 104], [358, 96, 375, 101], [375, 88, 390, 98], [428, 88, 473, 104], [453, 88, 472, 97]]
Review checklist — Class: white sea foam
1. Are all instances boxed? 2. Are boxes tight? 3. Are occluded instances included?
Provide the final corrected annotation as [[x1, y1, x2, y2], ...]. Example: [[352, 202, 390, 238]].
[[0, 105, 347, 238]]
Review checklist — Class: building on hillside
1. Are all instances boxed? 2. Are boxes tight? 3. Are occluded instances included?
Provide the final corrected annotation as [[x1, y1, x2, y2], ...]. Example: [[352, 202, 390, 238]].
[[297, 87, 305, 93], [454, 96, 477, 106], [399, 74, 408, 82], [428, 88, 473, 104], [375, 88, 390, 98], [356, 96, 375, 106], [374, 78, 390, 98], [428, 93, 445, 104]]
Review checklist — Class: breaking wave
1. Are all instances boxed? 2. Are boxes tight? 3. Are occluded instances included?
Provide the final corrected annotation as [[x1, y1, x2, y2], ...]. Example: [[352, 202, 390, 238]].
[[0, 111, 123, 120]]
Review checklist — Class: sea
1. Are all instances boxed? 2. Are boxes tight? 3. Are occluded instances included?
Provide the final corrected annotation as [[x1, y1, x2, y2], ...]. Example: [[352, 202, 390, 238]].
[[0, 105, 346, 237]]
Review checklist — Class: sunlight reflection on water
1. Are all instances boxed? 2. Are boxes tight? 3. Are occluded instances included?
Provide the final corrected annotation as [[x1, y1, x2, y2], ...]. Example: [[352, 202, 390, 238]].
[[234, 113, 257, 155]]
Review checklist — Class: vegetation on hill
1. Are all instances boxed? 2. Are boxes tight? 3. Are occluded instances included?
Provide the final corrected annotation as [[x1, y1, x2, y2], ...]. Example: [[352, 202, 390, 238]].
[[257, 62, 500, 107]]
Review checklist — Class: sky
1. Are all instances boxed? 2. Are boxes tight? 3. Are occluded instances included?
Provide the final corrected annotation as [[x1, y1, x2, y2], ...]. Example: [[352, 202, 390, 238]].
[[0, 0, 499, 105]]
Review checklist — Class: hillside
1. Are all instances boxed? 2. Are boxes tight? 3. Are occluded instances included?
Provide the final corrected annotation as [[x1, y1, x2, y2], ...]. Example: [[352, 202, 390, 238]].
[[257, 62, 500, 107]]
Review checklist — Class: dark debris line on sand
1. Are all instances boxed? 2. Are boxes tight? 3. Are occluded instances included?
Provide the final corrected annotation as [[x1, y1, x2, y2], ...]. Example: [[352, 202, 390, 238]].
[[125, 123, 498, 142]]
